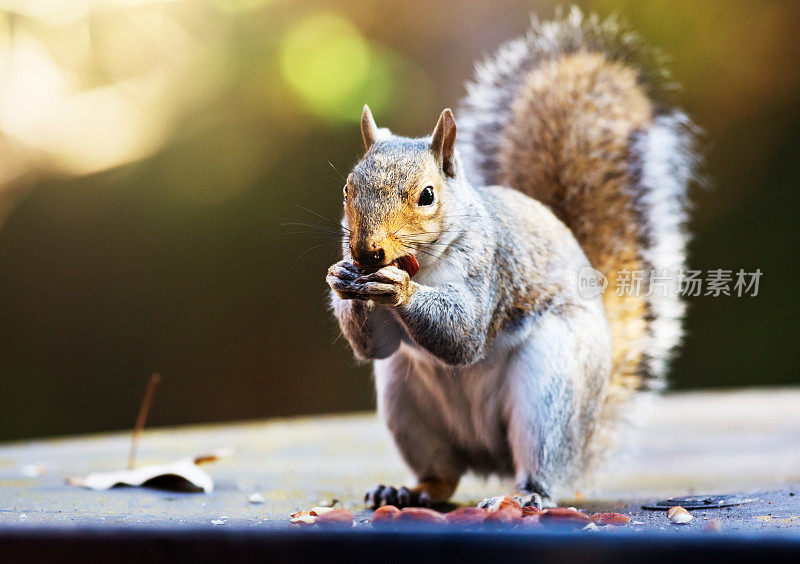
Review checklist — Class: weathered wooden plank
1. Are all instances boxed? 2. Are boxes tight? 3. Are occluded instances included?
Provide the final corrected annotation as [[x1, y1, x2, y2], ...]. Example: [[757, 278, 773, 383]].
[[0, 388, 798, 533]]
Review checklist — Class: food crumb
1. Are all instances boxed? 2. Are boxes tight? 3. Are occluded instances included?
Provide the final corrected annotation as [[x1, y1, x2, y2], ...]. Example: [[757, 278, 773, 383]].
[[248, 492, 266, 504]]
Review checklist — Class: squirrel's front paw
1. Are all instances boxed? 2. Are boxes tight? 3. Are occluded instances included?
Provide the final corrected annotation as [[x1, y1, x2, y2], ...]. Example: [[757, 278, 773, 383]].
[[326, 260, 362, 300], [354, 266, 417, 307], [327, 261, 417, 306]]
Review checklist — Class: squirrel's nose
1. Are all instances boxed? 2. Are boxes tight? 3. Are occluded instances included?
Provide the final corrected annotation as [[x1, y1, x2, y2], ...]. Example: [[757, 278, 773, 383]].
[[351, 240, 387, 270]]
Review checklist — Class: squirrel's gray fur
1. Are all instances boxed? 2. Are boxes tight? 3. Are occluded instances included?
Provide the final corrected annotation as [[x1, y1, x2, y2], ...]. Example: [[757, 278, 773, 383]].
[[327, 8, 695, 506]]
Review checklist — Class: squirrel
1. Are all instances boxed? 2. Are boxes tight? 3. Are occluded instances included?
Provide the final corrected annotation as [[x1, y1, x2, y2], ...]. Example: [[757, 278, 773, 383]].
[[326, 9, 695, 508]]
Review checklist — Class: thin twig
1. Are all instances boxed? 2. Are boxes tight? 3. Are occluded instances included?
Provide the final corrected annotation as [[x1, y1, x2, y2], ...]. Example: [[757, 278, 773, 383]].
[[128, 373, 161, 470]]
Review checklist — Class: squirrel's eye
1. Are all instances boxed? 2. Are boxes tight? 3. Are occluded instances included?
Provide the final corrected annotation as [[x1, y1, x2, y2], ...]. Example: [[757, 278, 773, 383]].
[[418, 186, 435, 206], [343, 185, 348, 202]]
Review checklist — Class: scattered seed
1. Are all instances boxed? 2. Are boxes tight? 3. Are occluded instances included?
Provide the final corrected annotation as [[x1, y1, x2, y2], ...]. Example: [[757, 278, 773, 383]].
[[591, 512, 632, 526], [667, 506, 693, 524], [248, 492, 266, 504]]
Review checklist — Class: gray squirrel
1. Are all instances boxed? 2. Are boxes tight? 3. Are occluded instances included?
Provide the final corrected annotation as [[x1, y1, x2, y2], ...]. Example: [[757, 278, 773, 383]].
[[326, 9, 695, 508]]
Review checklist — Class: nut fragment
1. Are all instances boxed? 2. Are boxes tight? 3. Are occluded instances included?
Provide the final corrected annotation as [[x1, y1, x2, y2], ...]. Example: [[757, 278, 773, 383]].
[[289, 506, 337, 525], [446, 507, 487, 525], [590, 512, 632, 526], [704, 518, 722, 532], [484, 496, 522, 524], [395, 507, 448, 525], [479, 495, 522, 511], [394, 255, 420, 277], [539, 507, 591, 528], [521, 506, 543, 517], [289, 512, 316, 525], [371, 505, 401, 526], [247, 492, 266, 504], [314, 508, 355, 525], [521, 513, 542, 527], [667, 506, 693, 524]]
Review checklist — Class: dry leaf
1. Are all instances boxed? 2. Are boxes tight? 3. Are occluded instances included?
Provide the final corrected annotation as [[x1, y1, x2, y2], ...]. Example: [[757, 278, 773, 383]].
[[68, 449, 232, 493]]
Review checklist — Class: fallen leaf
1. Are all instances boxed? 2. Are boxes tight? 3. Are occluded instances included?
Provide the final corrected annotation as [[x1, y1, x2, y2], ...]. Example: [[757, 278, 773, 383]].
[[68, 449, 231, 493], [193, 447, 235, 465]]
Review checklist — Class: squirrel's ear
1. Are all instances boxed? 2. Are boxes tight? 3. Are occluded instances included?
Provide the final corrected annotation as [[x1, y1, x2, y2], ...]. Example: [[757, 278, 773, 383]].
[[431, 108, 457, 177], [361, 104, 378, 152]]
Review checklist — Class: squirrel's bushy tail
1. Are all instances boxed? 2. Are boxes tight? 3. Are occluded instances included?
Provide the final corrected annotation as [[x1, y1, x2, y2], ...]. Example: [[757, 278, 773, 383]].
[[458, 9, 696, 459]]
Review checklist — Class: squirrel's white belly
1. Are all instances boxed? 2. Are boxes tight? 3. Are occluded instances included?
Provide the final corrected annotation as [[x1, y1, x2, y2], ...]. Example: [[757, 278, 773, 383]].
[[373, 321, 537, 476]]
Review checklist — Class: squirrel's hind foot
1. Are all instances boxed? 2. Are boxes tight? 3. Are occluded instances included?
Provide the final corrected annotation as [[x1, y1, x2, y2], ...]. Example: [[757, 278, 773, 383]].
[[365, 484, 431, 509], [365, 478, 459, 509], [519, 492, 557, 509]]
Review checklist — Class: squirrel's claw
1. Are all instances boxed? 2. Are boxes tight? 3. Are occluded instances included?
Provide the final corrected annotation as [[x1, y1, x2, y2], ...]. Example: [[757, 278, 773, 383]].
[[328, 261, 416, 306], [365, 484, 431, 509], [327, 260, 364, 299], [355, 265, 407, 285]]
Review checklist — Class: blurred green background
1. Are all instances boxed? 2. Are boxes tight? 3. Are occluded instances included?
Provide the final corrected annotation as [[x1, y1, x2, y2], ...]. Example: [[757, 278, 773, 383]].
[[0, 0, 797, 441]]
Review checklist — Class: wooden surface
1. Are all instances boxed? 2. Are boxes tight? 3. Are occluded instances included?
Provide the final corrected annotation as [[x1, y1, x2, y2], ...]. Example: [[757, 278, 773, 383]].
[[0, 388, 798, 534]]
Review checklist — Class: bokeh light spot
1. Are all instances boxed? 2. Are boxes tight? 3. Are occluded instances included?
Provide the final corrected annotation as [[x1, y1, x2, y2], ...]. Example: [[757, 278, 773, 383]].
[[280, 13, 371, 122]]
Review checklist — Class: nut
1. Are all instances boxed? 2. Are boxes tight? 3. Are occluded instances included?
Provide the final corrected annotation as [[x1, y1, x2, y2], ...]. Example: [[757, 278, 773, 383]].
[[521, 506, 543, 517], [371, 505, 401, 526], [314, 508, 354, 525], [521, 513, 542, 527], [395, 507, 448, 525], [289, 506, 337, 525], [590, 512, 632, 526], [667, 506, 693, 524], [480, 495, 522, 524], [446, 507, 487, 525], [539, 507, 591, 528], [704, 518, 722, 532], [394, 255, 420, 277], [479, 495, 522, 512]]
